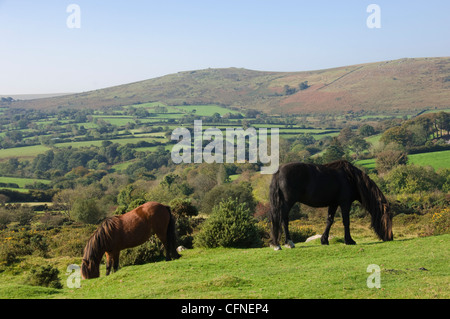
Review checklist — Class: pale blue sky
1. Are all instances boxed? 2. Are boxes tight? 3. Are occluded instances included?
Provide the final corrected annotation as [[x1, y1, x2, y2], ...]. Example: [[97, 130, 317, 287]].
[[0, 0, 449, 94]]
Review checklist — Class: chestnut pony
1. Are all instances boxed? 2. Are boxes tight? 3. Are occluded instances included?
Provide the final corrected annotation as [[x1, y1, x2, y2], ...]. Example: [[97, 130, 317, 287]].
[[81, 201, 180, 279]]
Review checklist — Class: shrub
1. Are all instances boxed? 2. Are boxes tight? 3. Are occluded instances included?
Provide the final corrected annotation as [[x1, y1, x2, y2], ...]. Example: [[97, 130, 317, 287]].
[[127, 198, 147, 211], [26, 265, 62, 289], [0, 208, 13, 229], [384, 165, 442, 194], [169, 198, 198, 248], [0, 229, 50, 261], [0, 244, 18, 266], [120, 235, 165, 266], [431, 207, 450, 235], [194, 198, 262, 248]]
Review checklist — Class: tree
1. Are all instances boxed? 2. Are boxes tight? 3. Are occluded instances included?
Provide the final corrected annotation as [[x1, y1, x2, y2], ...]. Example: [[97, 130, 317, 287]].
[[284, 85, 297, 95], [71, 198, 105, 224], [359, 124, 375, 137], [201, 181, 256, 214], [322, 138, 345, 163], [52, 189, 77, 220], [437, 112, 450, 137], [337, 127, 355, 147], [376, 149, 408, 173], [299, 81, 310, 90], [380, 126, 412, 147], [349, 136, 370, 158]]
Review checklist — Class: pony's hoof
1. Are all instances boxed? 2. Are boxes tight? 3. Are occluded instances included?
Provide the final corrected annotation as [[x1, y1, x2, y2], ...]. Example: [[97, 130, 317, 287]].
[[270, 244, 282, 251], [284, 240, 295, 248]]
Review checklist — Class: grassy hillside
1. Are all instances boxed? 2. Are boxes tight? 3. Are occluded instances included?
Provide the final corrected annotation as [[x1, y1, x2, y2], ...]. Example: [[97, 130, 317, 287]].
[[1, 234, 448, 299], [4, 57, 450, 114]]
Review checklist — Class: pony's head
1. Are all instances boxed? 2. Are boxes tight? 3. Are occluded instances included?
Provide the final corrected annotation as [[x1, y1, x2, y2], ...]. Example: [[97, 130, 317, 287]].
[[81, 258, 100, 279], [341, 161, 393, 242], [81, 217, 117, 279]]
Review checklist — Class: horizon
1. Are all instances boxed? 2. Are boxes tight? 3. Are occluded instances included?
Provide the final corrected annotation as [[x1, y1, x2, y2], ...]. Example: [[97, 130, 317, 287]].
[[1, 1, 449, 95], [1, 56, 448, 98]]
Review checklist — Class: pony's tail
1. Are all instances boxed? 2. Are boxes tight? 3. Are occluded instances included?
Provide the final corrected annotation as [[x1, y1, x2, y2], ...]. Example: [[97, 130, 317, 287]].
[[165, 206, 180, 260], [269, 173, 282, 246]]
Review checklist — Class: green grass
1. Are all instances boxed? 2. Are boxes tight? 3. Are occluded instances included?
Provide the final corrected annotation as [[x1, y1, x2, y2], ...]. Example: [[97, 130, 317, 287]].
[[408, 150, 450, 170], [175, 105, 242, 117], [0, 176, 50, 188], [0, 145, 51, 160], [356, 158, 376, 170], [1, 234, 448, 299]]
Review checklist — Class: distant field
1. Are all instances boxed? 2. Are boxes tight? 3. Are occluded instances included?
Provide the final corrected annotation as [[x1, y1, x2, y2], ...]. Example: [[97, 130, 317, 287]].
[[0, 145, 50, 160], [54, 136, 164, 148], [0, 176, 50, 188], [365, 134, 382, 148], [356, 149, 450, 170], [355, 158, 376, 170], [174, 104, 242, 117], [408, 150, 450, 170]]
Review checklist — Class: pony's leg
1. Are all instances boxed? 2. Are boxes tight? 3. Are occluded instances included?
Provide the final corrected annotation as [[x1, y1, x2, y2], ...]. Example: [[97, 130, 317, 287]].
[[155, 230, 171, 261], [105, 252, 112, 276], [282, 203, 295, 248], [112, 251, 120, 272], [341, 203, 356, 245], [321, 205, 337, 245]]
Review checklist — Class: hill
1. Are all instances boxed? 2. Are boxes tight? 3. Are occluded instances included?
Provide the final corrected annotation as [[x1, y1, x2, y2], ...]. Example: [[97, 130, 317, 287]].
[[2, 57, 450, 114]]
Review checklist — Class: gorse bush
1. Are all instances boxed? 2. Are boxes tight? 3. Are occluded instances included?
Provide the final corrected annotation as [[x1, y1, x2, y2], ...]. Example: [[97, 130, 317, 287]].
[[383, 164, 443, 194], [431, 207, 450, 235], [170, 198, 198, 248], [194, 198, 262, 248], [0, 229, 50, 265], [26, 264, 62, 289], [120, 235, 165, 266]]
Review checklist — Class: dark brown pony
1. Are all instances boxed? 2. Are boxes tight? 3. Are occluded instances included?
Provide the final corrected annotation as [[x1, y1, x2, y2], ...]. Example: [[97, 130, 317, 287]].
[[81, 201, 180, 279], [269, 160, 393, 250]]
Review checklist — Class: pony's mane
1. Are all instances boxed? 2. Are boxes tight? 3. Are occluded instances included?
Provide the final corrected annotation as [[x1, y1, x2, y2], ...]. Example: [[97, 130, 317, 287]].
[[325, 160, 391, 240], [83, 216, 120, 263]]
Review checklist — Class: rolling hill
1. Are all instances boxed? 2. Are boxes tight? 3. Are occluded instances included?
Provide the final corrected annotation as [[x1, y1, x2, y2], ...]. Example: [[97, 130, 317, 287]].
[[3, 57, 450, 114]]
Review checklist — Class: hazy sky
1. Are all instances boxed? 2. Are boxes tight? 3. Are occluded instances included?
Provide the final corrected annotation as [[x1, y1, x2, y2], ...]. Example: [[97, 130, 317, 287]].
[[1, 0, 449, 94]]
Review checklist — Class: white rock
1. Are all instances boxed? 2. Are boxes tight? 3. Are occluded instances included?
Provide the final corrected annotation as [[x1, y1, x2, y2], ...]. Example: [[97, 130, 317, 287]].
[[305, 234, 322, 243], [176, 245, 187, 252]]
